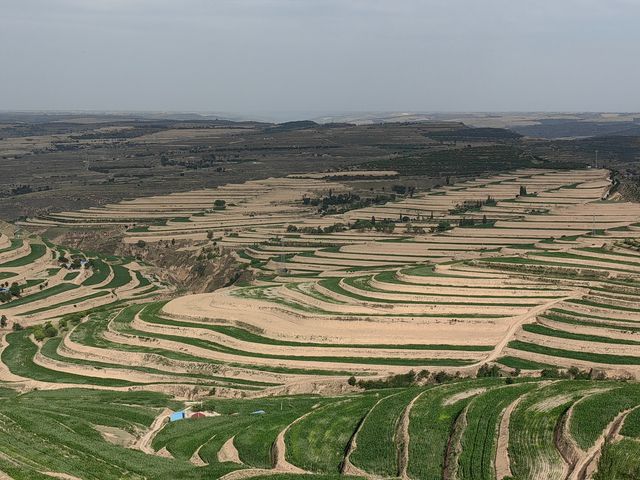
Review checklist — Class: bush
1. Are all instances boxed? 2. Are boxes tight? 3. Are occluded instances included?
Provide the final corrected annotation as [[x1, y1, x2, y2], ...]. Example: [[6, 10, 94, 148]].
[[541, 367, 562, 379], [43, 322, 58, 338], [347, 376, 357, 386], [9, 283, 21, 297], [358, 370, 419, 390], [12, 322, 23, 331], [33, 326, 46, 342], [435, 220, 452, 232], [434, 371, 454, 383], [352, 219, 374, 231], [477, 364, 502, 378], [136, 240, 147, 248]]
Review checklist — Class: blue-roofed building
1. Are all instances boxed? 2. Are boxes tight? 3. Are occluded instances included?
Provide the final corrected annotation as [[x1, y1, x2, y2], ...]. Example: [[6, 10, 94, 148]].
[[169, 411, 186, 422]]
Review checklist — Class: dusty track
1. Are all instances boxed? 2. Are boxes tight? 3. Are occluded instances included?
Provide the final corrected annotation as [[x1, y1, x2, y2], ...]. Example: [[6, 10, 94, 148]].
[[397, 389, 432, 479], [443, 404, 468, 480], [132, 408, 172, 455], [495, 395, 525, 480], [568, 407, 638, 480], [482, 295, 578, 365], [341, 393, 401, 479]]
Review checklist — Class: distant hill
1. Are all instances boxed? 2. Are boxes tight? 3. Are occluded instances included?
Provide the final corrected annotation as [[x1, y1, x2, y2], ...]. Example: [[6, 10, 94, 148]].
[[512, 119, 640, 139]]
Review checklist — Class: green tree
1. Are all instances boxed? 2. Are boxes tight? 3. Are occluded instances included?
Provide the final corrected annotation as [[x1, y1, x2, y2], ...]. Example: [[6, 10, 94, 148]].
[[9, 283, 21, 297], [435, 220, 452, 232], [33, 326, 46, 341], [43, 322, 58, 338]]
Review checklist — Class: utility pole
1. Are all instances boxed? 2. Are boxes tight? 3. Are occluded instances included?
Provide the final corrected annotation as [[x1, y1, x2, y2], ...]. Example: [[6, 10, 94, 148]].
[[595, 150, 599, 169]]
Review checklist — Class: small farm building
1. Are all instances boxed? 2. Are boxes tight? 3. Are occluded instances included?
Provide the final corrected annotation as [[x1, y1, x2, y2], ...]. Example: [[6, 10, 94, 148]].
[[170, 411, 186, 422]]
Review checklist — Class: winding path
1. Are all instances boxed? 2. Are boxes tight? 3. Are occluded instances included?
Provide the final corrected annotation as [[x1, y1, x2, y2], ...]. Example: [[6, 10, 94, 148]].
[[132, 408, 172, 455], [398, 389, 432, 480], [568, 407, 638, 480]]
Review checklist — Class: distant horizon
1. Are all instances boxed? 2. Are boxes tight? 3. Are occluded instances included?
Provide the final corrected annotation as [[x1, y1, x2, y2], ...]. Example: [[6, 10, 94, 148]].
[[1, 109, 639, 125]]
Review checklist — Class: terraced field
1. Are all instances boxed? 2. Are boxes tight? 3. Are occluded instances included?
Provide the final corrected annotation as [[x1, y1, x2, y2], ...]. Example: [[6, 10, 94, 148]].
[[3, 167, 640, 477], [0, 230, 165, 326], [7, 168, 640, 385], [0, 378, 638, 479]]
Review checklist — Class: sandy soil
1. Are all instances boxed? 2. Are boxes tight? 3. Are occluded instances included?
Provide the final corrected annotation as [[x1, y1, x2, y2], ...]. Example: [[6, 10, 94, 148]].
[[132, 408, 172, 455], [443, 388, 487, 406], [217, 436, 243, 464], [95, 425, 136, 448], [495, 394, 526, 480], [272, 413, 309, 473], [190, 437, 213, 466], [398, 389, 433, 480]]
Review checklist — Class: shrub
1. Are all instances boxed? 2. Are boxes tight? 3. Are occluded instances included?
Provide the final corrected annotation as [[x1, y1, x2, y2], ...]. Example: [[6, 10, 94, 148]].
[[435, 220, 452, 232], [434, 371, 454, 383], [9, 283, 21, 297], [43, 322, 58, 338], [541, 367, 563, 379], [477, 364, 502, 378], [358, 370, 418, 390], [33, 326, 46, 341]]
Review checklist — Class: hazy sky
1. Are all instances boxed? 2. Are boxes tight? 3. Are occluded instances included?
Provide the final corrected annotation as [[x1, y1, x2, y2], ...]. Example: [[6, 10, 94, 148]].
[[1, 0, 640, 118]]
